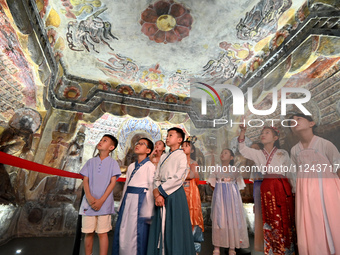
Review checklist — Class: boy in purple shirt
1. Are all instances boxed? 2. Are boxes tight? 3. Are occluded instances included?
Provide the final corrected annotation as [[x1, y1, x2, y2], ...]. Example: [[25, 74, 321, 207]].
[[79, 134, 121, 255]]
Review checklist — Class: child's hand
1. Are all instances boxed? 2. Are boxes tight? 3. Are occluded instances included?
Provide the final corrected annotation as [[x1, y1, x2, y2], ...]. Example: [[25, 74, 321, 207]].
[[155, 195, 164, 207], [91, 199, 104, 211], [153, 188, 160, 198], [150, 149, 159, 158], [239, 124, 247, 131], [87, 196, 96, 206]]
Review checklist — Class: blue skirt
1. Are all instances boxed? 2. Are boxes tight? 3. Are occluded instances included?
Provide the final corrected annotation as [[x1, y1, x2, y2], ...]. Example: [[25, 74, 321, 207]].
[[147, 186, 196, 255]]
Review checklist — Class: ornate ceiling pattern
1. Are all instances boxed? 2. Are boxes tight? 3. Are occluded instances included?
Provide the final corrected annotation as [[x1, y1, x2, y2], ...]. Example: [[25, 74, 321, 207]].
[[29, 0, 306, 113], [1, 0, 340, 128]]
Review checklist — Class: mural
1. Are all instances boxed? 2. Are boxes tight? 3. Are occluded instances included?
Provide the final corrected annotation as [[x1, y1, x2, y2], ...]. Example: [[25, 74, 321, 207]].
[[117, 118, 161, 162], [66, 8, 118, 53], [140, 64, 165, 89], [83, 113, 127, 146], [236, 0, 292, 42], [167, 69, 190, 95], [219, 42, 255, 63], [97, 53, 139, 83], [46, 0, 287, 96], [60, 0, 103, 19], [0, 3, 37, 119], [202, 52, 237, 81]]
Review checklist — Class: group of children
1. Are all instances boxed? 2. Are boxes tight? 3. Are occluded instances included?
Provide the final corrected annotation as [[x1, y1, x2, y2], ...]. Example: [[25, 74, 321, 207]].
[[78, 114, 340, 255], [79, 127, 202, 255]]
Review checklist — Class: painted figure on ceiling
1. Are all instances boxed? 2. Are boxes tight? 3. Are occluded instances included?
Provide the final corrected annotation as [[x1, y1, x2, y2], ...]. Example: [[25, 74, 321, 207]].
[[236, 0, 292, 42], [203, 52, 237, 82], [66, 8, 118, 53], [98, 53, 139, 83], [167, 70, 190, 95]]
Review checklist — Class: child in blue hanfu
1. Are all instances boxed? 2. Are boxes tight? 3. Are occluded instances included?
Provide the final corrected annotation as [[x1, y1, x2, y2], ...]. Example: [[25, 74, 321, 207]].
[[112, 138, 156, 255], [208, 148, 249, 255]]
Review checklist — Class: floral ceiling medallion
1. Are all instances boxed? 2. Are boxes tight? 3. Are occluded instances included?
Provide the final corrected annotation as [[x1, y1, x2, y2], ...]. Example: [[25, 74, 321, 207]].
[[140, 0, 193, 44]]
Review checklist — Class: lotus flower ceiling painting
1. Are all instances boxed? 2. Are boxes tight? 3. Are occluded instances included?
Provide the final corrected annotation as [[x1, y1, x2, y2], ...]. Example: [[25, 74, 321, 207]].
[[140, 1, 193, 43]]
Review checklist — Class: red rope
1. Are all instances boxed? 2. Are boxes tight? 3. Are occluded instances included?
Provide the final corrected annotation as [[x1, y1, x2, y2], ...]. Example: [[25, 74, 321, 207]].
[[0, 151, 252, 184], [0, 151, 83, 179]]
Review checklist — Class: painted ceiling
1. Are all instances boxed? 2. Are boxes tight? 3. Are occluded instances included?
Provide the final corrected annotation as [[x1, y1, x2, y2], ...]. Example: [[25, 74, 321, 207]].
[[1, 0, 340, 133], [39, 0, 305, 96]]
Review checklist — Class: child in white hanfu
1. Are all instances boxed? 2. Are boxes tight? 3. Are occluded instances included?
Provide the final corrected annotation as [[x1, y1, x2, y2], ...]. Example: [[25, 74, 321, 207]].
[[208, 148, 249, 255], [289, 113, 340, 255], [112, 138, 155, 255], [147, 127, 196, 255]]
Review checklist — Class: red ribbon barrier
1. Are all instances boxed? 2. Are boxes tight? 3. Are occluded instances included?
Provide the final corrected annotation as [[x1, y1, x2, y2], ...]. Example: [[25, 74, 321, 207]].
[[0, 151, 83, 179], [0, 151, 252, 184]]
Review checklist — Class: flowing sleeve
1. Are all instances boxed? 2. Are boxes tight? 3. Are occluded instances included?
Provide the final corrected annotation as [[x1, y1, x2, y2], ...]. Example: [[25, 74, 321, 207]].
[[153, 154, 164, 189], [290, 146, 298, 167], [119, 163, 132, 211], [323, 139, 340, 173], [282, 150, 296, 193], [239, 141, 263, 164], [158, 152, 187, 198], [140, 162, 156, 219]]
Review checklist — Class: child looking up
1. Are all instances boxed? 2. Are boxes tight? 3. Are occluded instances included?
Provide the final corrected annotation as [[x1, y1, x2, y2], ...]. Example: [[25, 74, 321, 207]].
[[147, 127, 196, 255], [289, 113, 340, 255], [150, 140, 166, 167], [182, 140, 204, 254], [238, 125, 296, 255], [208, 148, 249, 255], [113, 138, 155, 255], [79, 134, 121, 255]]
